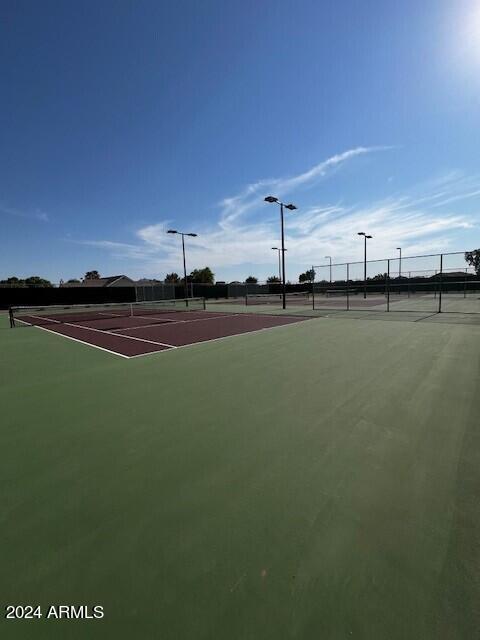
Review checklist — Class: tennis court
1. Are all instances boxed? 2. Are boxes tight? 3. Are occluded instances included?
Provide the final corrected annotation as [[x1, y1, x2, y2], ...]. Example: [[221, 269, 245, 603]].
[[9, 298, 312, 357], [2, 305, 480, 639]]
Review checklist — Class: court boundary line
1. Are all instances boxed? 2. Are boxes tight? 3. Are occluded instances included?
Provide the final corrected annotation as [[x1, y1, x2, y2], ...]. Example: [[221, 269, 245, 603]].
[[127, 316, 315, 359], [62, 321, 177, 348], [110, 312, 243, 332], [15, 312, 315, 359], [15, 319, 131, 359], [18, 315, 177, 350], [116, 310, 311, 334]]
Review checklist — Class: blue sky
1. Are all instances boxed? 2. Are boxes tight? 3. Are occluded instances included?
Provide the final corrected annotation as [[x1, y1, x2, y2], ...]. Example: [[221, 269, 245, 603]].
[[1, 0, 479, 283]]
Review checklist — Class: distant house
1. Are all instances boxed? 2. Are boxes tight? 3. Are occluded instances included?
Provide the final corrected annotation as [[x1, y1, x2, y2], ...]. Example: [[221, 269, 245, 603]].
[[61, 275, 136, 287], [429, 271, 470, 279]]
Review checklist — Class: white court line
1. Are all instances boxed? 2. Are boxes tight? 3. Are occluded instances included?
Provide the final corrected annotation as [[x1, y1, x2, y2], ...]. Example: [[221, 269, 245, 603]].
[[15, 318, 130, 359], [18, 314, 177, 349], [111, 313, 242, 332], [127, 316, 314, 359], [112, 311, 308, 333], [99, 311, 126, 317], [16, 312, 312, 360], [62, 321, 177, 348], [23, 314, 61, 324], [98, 311, 177, 322], [130, 314, 178, 323]]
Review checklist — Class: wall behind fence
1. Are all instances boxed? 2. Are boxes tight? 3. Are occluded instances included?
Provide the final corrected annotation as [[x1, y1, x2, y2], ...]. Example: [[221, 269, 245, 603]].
[[0, 287, 137, 309]]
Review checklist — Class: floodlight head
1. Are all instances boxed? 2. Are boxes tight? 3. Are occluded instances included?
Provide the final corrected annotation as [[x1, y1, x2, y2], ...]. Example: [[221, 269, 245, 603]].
[[358, 232, 365, 236], [271, 247, 278, 250], [325, 255, 331, 258], [285, 203, 297, 210], [187, 233, 198, 237], [264, 196, 278, 203], [366, 235, 373, 239], [396, 246, 401, 250], [167, 229, 178, 234]]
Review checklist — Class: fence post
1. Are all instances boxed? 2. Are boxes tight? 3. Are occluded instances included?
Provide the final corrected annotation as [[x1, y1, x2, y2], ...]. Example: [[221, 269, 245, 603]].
[[387, 260, 390, 312], [346, 263, 350, 311], [311, 266, 315, 310], [438, 254, 443, 313]]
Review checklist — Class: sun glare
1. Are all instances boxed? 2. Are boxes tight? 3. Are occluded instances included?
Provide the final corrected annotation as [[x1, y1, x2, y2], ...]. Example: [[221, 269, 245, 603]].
[[445, 2, 480, 78], [463, 3, 480, 60]]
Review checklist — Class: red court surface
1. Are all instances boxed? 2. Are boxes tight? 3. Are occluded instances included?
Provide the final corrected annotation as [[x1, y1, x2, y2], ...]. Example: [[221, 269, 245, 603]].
[[16, 310, 311, 358]]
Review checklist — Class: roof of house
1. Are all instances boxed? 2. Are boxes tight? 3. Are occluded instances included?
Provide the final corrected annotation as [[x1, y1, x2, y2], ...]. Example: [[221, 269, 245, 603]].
[[61, 275, 135, 287], [429, 271, 471, 279]]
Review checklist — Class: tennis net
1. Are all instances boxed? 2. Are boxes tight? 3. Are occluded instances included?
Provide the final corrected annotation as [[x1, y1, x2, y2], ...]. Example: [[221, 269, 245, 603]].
[[9, 297, 206, 328]]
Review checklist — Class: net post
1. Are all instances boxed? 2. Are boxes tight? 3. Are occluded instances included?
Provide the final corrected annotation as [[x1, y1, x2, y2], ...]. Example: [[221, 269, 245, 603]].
[[346, 263, 350, 311], [9, 307, 15, 328], [387, 259, 390, 312], [438, 254, 443, 313], [311, 266, 315, 310]]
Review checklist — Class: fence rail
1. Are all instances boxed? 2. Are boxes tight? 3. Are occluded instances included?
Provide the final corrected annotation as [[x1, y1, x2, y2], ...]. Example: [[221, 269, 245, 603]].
[[311, 251, 480, 314]]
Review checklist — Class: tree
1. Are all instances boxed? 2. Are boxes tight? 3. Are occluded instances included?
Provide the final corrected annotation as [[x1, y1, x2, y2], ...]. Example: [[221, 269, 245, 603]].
[[245, 276, 258, 284], [0, 276, 25, 287], [266, 275, 281, 283], [24, 276, 53, 287], [165, 272, 180, 283], [299, 269, 315, 283], [0, 276, 52, 287], [189, 267, 214, 284], [84, 270, 100, 280], [66, 278, 81, 284], [465, 250, 480, 275]]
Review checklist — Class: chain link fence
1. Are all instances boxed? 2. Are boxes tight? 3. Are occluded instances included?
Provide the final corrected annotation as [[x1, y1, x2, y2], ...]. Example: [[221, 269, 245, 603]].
[[312, 251, 480, 314]]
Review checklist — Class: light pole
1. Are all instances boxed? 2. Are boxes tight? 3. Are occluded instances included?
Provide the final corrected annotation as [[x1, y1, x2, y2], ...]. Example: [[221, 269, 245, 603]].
[[325, 256, 332, 283], [271, 247, 287, 282], [265, 197, 297, 309], [357, 232, 373, 299], [167, 229, 198, 299], [396, 247, 402, 295]]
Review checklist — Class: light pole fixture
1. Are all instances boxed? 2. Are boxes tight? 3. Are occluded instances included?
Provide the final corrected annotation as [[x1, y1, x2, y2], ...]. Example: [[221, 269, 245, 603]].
[[358, 232, 373, 299], [265, 196, 297, 309], [271, 246, 287, 282], [325, 256, 332, 283], [167, 229, 198, 299]]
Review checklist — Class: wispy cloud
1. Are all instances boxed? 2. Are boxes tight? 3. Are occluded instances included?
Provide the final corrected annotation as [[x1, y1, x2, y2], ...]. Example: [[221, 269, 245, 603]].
[[81, 240, 150, 260], [78, 148, 478, 279], [0, 203, 49, 222], [219, 146, 388, 229]]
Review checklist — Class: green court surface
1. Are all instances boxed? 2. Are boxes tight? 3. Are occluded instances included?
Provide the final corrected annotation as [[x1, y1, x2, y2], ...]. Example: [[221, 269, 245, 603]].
[[1, 311, 479, 639]]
